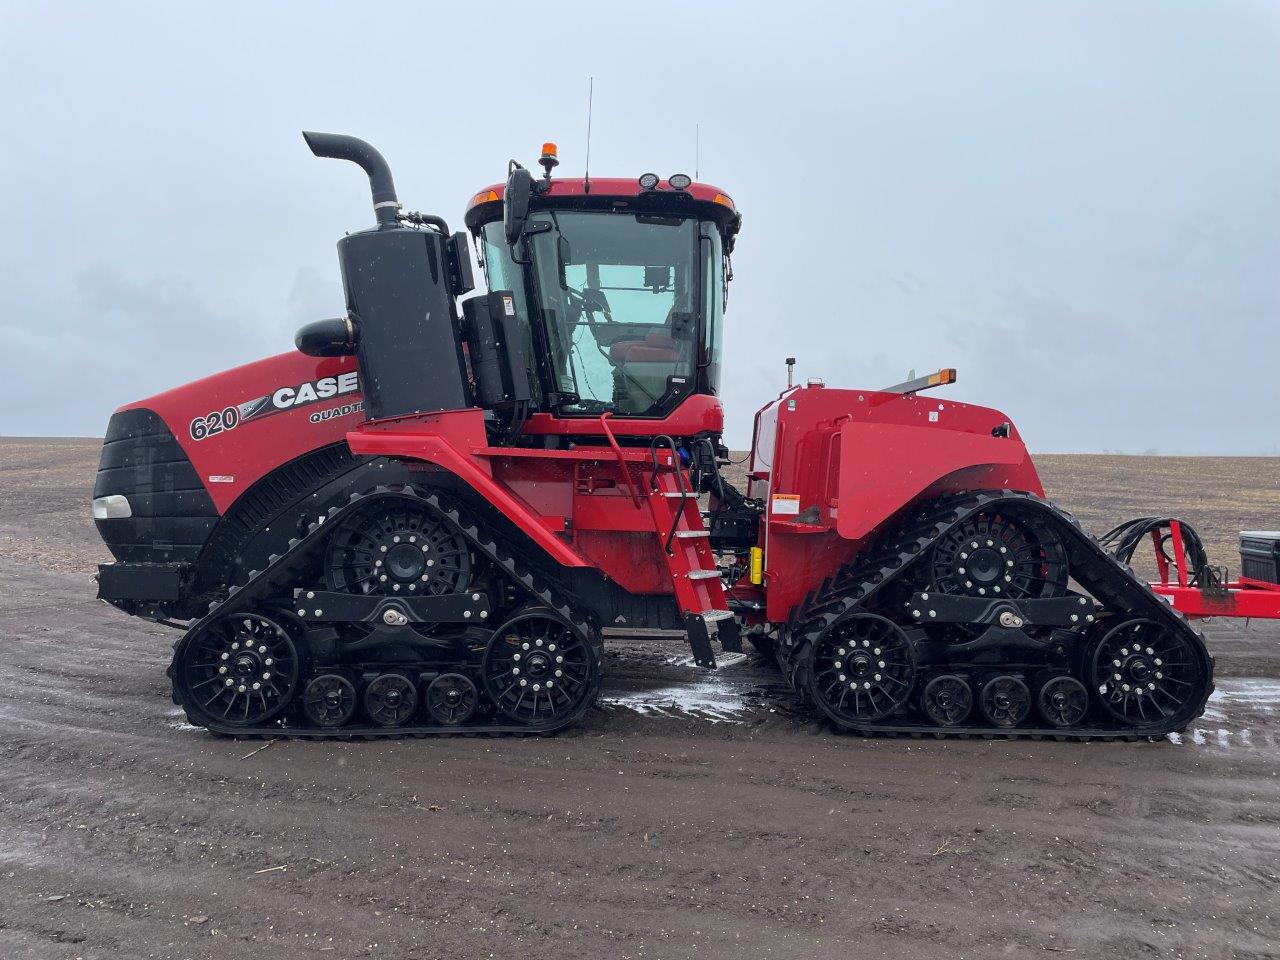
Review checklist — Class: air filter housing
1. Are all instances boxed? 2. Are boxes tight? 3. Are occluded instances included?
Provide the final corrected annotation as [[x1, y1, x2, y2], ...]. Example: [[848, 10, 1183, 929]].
[[337, 225, 470, 420]]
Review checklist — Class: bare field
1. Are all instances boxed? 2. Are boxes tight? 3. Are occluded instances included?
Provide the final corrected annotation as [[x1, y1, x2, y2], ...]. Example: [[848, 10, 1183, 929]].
[[722, 452, 1279, 585], [1036, 454, 1280, 581], [1, 438, 1279, 960]]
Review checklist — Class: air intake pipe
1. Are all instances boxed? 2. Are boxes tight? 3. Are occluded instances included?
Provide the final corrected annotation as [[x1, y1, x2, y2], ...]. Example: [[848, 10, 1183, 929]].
[[302, 131, 401, 225]]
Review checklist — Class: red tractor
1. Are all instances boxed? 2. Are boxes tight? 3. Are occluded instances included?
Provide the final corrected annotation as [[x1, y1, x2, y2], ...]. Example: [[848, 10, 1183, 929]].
[[92, 133, 1280, 739]]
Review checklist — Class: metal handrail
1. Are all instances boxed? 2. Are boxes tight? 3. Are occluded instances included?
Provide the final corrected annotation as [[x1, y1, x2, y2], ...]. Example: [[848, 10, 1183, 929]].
[[649, 435, 689, 555], [598, 413, 640, 508]]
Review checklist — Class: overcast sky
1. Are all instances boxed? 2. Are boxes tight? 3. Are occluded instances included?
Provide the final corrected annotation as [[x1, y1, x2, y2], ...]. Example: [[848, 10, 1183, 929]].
[[3, 1, 1278, 452]]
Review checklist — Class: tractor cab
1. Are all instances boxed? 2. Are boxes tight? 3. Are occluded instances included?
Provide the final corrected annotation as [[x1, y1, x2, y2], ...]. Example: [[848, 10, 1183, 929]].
[[463, 146, 741, 428]]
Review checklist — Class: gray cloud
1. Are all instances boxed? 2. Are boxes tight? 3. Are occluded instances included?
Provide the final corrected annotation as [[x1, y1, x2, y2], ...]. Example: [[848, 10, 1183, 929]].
[[1, 265, 276, 435], [2, 1, 1277, 453]]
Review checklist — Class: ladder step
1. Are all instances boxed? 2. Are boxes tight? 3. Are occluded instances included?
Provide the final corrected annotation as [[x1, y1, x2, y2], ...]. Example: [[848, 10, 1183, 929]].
[[674, 530, 710, 539], [686, 570, 722, 581], [697, 610, 735, 622]]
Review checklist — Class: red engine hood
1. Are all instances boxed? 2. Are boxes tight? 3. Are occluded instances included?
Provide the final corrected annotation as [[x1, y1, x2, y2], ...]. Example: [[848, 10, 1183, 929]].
[[120, 351, 363, 513]]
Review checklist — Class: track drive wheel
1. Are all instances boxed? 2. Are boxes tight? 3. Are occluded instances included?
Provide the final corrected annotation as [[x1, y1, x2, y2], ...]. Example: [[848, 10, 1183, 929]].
[[481, 607, 600, 728], [805, 613, 916, 725], [325, 499, 471, 598], [931, 510, 1068, 600], [174, 612, 301, 728]]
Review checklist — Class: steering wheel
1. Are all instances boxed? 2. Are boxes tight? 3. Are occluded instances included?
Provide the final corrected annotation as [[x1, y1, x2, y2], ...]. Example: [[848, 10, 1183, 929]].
[[568, 286, 614, 327]]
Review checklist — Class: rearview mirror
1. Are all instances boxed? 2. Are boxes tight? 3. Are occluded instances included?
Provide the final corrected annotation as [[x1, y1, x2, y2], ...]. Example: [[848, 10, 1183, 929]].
[[504, 166, 534, 246], [644, 265, 672, 292]]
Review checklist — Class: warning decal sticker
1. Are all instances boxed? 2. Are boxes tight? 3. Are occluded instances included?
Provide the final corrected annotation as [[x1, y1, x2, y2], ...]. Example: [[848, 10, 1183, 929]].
[[771, 494, 801, 516]]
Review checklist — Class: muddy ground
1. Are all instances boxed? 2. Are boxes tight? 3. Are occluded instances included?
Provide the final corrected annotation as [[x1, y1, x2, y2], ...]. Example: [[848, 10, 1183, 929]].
[[1, 438, 1278, 960]]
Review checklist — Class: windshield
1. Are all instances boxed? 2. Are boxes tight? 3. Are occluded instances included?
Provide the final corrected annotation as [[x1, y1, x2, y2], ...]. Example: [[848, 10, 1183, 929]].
[[482, 211, 704, 417]]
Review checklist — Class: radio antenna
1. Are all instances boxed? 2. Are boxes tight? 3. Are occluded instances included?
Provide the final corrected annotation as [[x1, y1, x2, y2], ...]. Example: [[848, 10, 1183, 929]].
[[695, 123, 700, 180], [584, 76, 594, 194]]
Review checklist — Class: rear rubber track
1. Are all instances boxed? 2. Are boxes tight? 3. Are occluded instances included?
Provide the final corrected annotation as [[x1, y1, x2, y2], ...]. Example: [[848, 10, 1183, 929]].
[[777, 490, 1215, 742]]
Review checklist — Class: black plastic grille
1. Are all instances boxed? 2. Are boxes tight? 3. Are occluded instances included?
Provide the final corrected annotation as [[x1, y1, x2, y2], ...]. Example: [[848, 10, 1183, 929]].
[[94, 408, 218, 563]]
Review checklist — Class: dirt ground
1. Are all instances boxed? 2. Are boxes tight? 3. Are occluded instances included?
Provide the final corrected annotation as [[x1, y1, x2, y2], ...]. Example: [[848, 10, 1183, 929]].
[[2, 438, 1279, 960]]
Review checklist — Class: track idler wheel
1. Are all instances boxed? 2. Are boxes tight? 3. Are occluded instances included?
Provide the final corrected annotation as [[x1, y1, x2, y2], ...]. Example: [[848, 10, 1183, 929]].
[[303, 674, 357, 728], [1089, 618, 1210, 730], [979, 675, 1031, 727], [921, 674, 973, 726], [364, 673, 418, 727], [174, 612, 301, 728], [1037, 676, 1089, 728], [805, 613, 916, 724], [481, 607, 599, 727], [425, 673, 479, 726]]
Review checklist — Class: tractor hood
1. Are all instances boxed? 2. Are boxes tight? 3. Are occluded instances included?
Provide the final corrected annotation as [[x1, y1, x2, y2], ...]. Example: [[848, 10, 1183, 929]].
[[103, 350, 363, 515]]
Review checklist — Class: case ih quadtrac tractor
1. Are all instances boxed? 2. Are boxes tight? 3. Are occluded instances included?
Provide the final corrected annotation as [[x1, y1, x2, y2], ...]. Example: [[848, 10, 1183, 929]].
[[93, 133, 1280, 740]]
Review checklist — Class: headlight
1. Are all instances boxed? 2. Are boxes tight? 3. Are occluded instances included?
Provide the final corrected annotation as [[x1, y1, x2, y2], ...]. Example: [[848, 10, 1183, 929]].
[[638, 172, 660, 190], [668, 173, 692, 190], [93, 495, 132, 519]]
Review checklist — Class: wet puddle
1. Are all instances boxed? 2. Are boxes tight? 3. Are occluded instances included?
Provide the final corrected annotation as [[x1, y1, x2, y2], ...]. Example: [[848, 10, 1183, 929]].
[[164, 706, 201, 732], [601, 660, 1280, 749], [599, 652, 762, 722], [1166, 679, 1280, 750]]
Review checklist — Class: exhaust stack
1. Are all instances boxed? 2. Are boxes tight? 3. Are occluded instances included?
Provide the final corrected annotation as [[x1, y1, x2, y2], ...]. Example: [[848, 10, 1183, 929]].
[[302, 131, 401, 225], [301, 131, 471, 420]]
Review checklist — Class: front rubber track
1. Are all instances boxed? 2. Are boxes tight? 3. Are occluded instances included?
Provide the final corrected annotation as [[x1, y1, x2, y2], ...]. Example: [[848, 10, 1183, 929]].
[[168, 484, 601, 739]]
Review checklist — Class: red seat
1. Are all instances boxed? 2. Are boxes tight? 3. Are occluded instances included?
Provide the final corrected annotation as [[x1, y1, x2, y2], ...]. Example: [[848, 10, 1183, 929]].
[[610, 331, 680, 363]]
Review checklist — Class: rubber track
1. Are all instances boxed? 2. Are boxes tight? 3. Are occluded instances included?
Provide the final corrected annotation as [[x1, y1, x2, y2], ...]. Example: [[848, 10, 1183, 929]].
[[777, 490, 1215, 742], [169, 484, 602, 739]]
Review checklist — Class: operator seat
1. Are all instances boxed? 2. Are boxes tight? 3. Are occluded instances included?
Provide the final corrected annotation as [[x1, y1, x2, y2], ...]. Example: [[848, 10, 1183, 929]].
[[610, 331, 683, 410]]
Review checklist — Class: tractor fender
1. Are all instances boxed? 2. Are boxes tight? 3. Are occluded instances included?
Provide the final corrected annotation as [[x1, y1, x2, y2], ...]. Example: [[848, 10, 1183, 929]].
[[346, 412, 589, 568], [834, 420, 1042, 541]]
